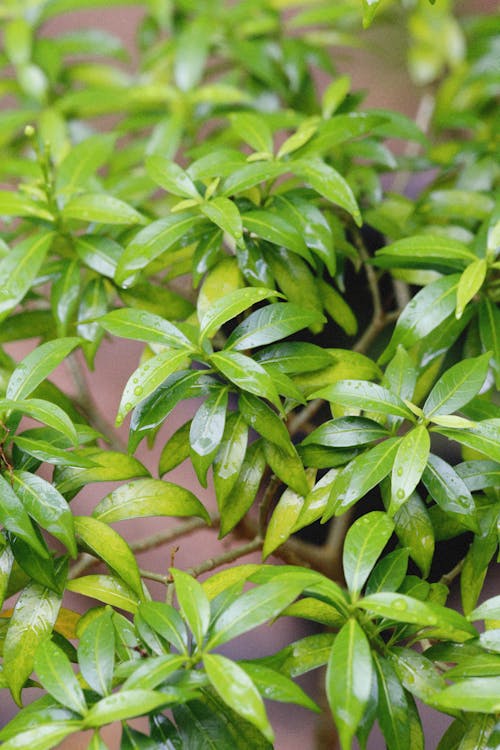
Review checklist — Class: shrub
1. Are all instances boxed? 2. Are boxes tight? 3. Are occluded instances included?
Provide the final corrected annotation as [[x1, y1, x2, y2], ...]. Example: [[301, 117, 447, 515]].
[[0, 0, 498, 748]]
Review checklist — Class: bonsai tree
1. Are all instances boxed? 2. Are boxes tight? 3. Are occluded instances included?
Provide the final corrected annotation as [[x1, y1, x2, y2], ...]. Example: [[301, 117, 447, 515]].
[[0, 0, 498, 748]]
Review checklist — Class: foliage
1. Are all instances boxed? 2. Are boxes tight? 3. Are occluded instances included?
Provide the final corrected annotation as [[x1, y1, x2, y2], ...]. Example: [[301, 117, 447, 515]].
[[0, 0, 499, 748]]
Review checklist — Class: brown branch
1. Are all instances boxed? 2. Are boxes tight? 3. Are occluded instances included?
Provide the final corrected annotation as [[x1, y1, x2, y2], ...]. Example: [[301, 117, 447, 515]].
[[439, 557, 465, 588], [186, 537, 263, 578], [130, 514, 219, 554]]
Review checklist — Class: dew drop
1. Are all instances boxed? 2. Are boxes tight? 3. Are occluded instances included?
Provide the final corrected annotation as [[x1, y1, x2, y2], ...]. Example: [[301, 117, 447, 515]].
[[115, 415, 123, 426], [134, 386, 144, 396], [457, 496, 470, 508], [124, 402, 132, 411], [393, 598, 407, 611], [396, 467, 403, 477], [406, 673, 415, 685], [396, 489, 405, 499]]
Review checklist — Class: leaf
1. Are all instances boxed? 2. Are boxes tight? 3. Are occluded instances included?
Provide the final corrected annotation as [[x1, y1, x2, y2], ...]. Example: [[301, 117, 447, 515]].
[[0, 191, 53, 221], [62, 193, 144, 225], [229, 112, 273, 155], [373, 653, 411, 750], [206, 573, 317, 650], [210, 351, 282, 411], [326, 619, 373, 750], [74, 516, 143, 599], [54, 449, 149, 496], [324, 438, 401, 520], [461, 533, 497, 616], [171, 569, 210, 647], [0, 474, 49, 557], [358, 593, 477, 641], [145, 156, 200, 198], [255, 341, 333, 374], [227, 303, 324, 352], [4, 581, 62, 704], [242, 210, 310, 259], [74, 235, 121, 279], [93, 478, 210, 524], [98, 308, 192, 348], [77, 609, 115, 696], [238, 393, 292, 454], [384, 346, 417, 403], [174, 16, 210, 90], [200, 197, 243, 241], [379, 274, 461, 365], [456, 259, 487, 319], [365, 548, 409, 595], [189, 387, 228, 487], [393, 492, 434, 578], [56, 134, 115, 195], [263, 440, 310, 497], [422, 454, 478, 532], [263, 485, 307, 560], [431, 678, 500, 714], [292, 158, 361, 225], [390, 425, 430, 513], [311, 380, 414, 420], [8, 535, 58, 592], [455, 460, 500, 491], [218, 439, 266, 537], [221, 161, 288, 196], [204, 654, 273, 743], [123, 654, 187, 690], [0, 723, 82, 750], [0, 233, 54, 320], [116, 212, 205, 287], [158, 420, 191, 475], [213, 413, 248, 507], [469, 595, 500, 622], [138, 601, 188, 655], [479, 299, 500, 388], [34, 638, 87, 715], [423, 354, 490, 418], [83, 690, 171, 728], [343, 511, 394, 597], [12, 471, 76, 556], [6, 337, 81, 401], [0, 398, 77, 444], [434, 420, 500, 463], [374, 235, 476, 272], [66, 575, 140, 613], [302, 416, 389, 447], [319, 280, 357, 334], [199, 287, 278, 342], [116, 349, 189, 425]]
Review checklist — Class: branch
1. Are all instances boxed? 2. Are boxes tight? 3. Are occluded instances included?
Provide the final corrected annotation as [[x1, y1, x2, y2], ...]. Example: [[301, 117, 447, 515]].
[[186, 537, 263, 578]]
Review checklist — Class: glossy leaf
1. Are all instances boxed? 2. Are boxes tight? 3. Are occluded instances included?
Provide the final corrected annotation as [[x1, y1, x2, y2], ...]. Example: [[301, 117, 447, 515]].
[[263, 439, 310, 497], [145, 156, 200, 198], [373, 653, 410, 750], [311, 380, 414, 420], [93, 478, 210, 524], [213, 412, 248, 507], [229, 113, 273, 154], [456, 259, 487, 319], [343, 511, 394, 596], [479, 299, 500, 388], [66, 575, 140, 613], [302, 416, 389, 447], [242, 210, 310, 259], [0, 474, 48, 557], [56, 134, 115, 195], [200, 197, 243, 240], [423, 354, 490, 418], [469, 595, 500, 622], [204, 654, 273, 743], [263, 485, 307, 560], [54, 450, 149, 496], [83, 690, 170, 728], [239, 392, 292, 454], [390, 425, 430, 513], [433, 421, 500, 464], [431, 678, 500, 714], [199, 287, 278, 342], [226, 303, 324, 351], [6, 337, 81, 401], [0, 233, 54, 320], [62, 193, 144, 225], [0, 398, 77, 443], [210, 351, 282, 411], [137, 601, 188, 654], [189, 387, 228, 486], [393, 492, 434, 578], [34, 638, 87, 715], [74, 516, 143, 599], [422, 454, 478, 531], [292, 158, 361, 226], [326, 619, 373, 750], [98, 308, 192, 348], [4, 582, 62, 704], [0, 723, 82, 750], [171, 569, 210, 647], [218, 439, 266, 537], [365, 548, 409, 595], [77, 609, 115, 696], [374, 235, 476, 272]]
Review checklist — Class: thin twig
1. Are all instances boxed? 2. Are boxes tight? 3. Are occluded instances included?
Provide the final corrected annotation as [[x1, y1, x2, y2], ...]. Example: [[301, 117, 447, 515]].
[[139, 568, 169, 584], [130, 515, 219, 554], [439, 557, 465, 588], [186, 537, 263, 578], [258, 475, 280, 537]]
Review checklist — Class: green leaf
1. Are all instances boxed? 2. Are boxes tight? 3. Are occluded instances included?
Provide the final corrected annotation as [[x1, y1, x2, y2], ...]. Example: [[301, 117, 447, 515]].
[[34, 638, 87, 715], [379, 274, 461, 365], [292, 158, 361, 226], [434, 420, 500, 463], [62, 193, 144, 225], [373, 653, 411, 750], [390, 425, 430, 513], [0, 233, 54, 320], [255, 342, 333, 374], [0, 723, 82, 750], [189, 387, 228, 487], [227, 303, 324, 351], [174, 15, 210, 90], [326, 619, 373, 750], [423, 354, 490, 418], [343, 511, 394, 597], [0, 398, 77, 443], [123, 654, 187, 690], [200, 197, 242, 241], [479, 299, 500, 388], [263, 439, 310, 497], [213, 412, 248, 507], [302, 416, 389, 447], [83, 690, 170, 728], [56, 134, 115, 195], [242, 210, 310, 259], [422, 454, 478, 532], [158, 419, 191, 475], [171, 569, 210, 647], [393, 492, 434, 578], [204, 654, 272, 743], [0, 474, 49, 557], [455, 460, 500, 491], [98, 308, 192, 348], [221, 161, 288, 195], [0, 191, 53, 221], [74, 235, 121, 279], [374, 235, 476, 272], [71, 575, 141, 613], [239, 661, 318, 711], [324, 438, 401, 520], [74, 516, 143, 599], [456, 259, 487, 319], [431, 678, 500, 714], [116, 349, 189, 425], [4, 581, 62, 704], [384, 346, 418, 404], [54, 449, 149, 496], [93, 478, 210, 524], [319, 280, 357, 335], [263, 484, 307, 560], [469, 595, 500, 621], [116, 212, 205, 287], [77, 609, 114, 696], [311, 380, 414, 420], [229, 113, 273, 155], [145, 156, 200, 198], [12, 471, 76, 556], [461, 533, 497, 615], [137, 601, 188, 654], [365, 548, 409, 595], [6, 338, 81, 401], [199, 287, 278, 342], [206, 573, 317, 650], [239, 393, 292, 454], [8, 534, 58, 592], [358, 593, 477, 641], [210, 351, 282, 411], [218, 439, 266, 537]]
